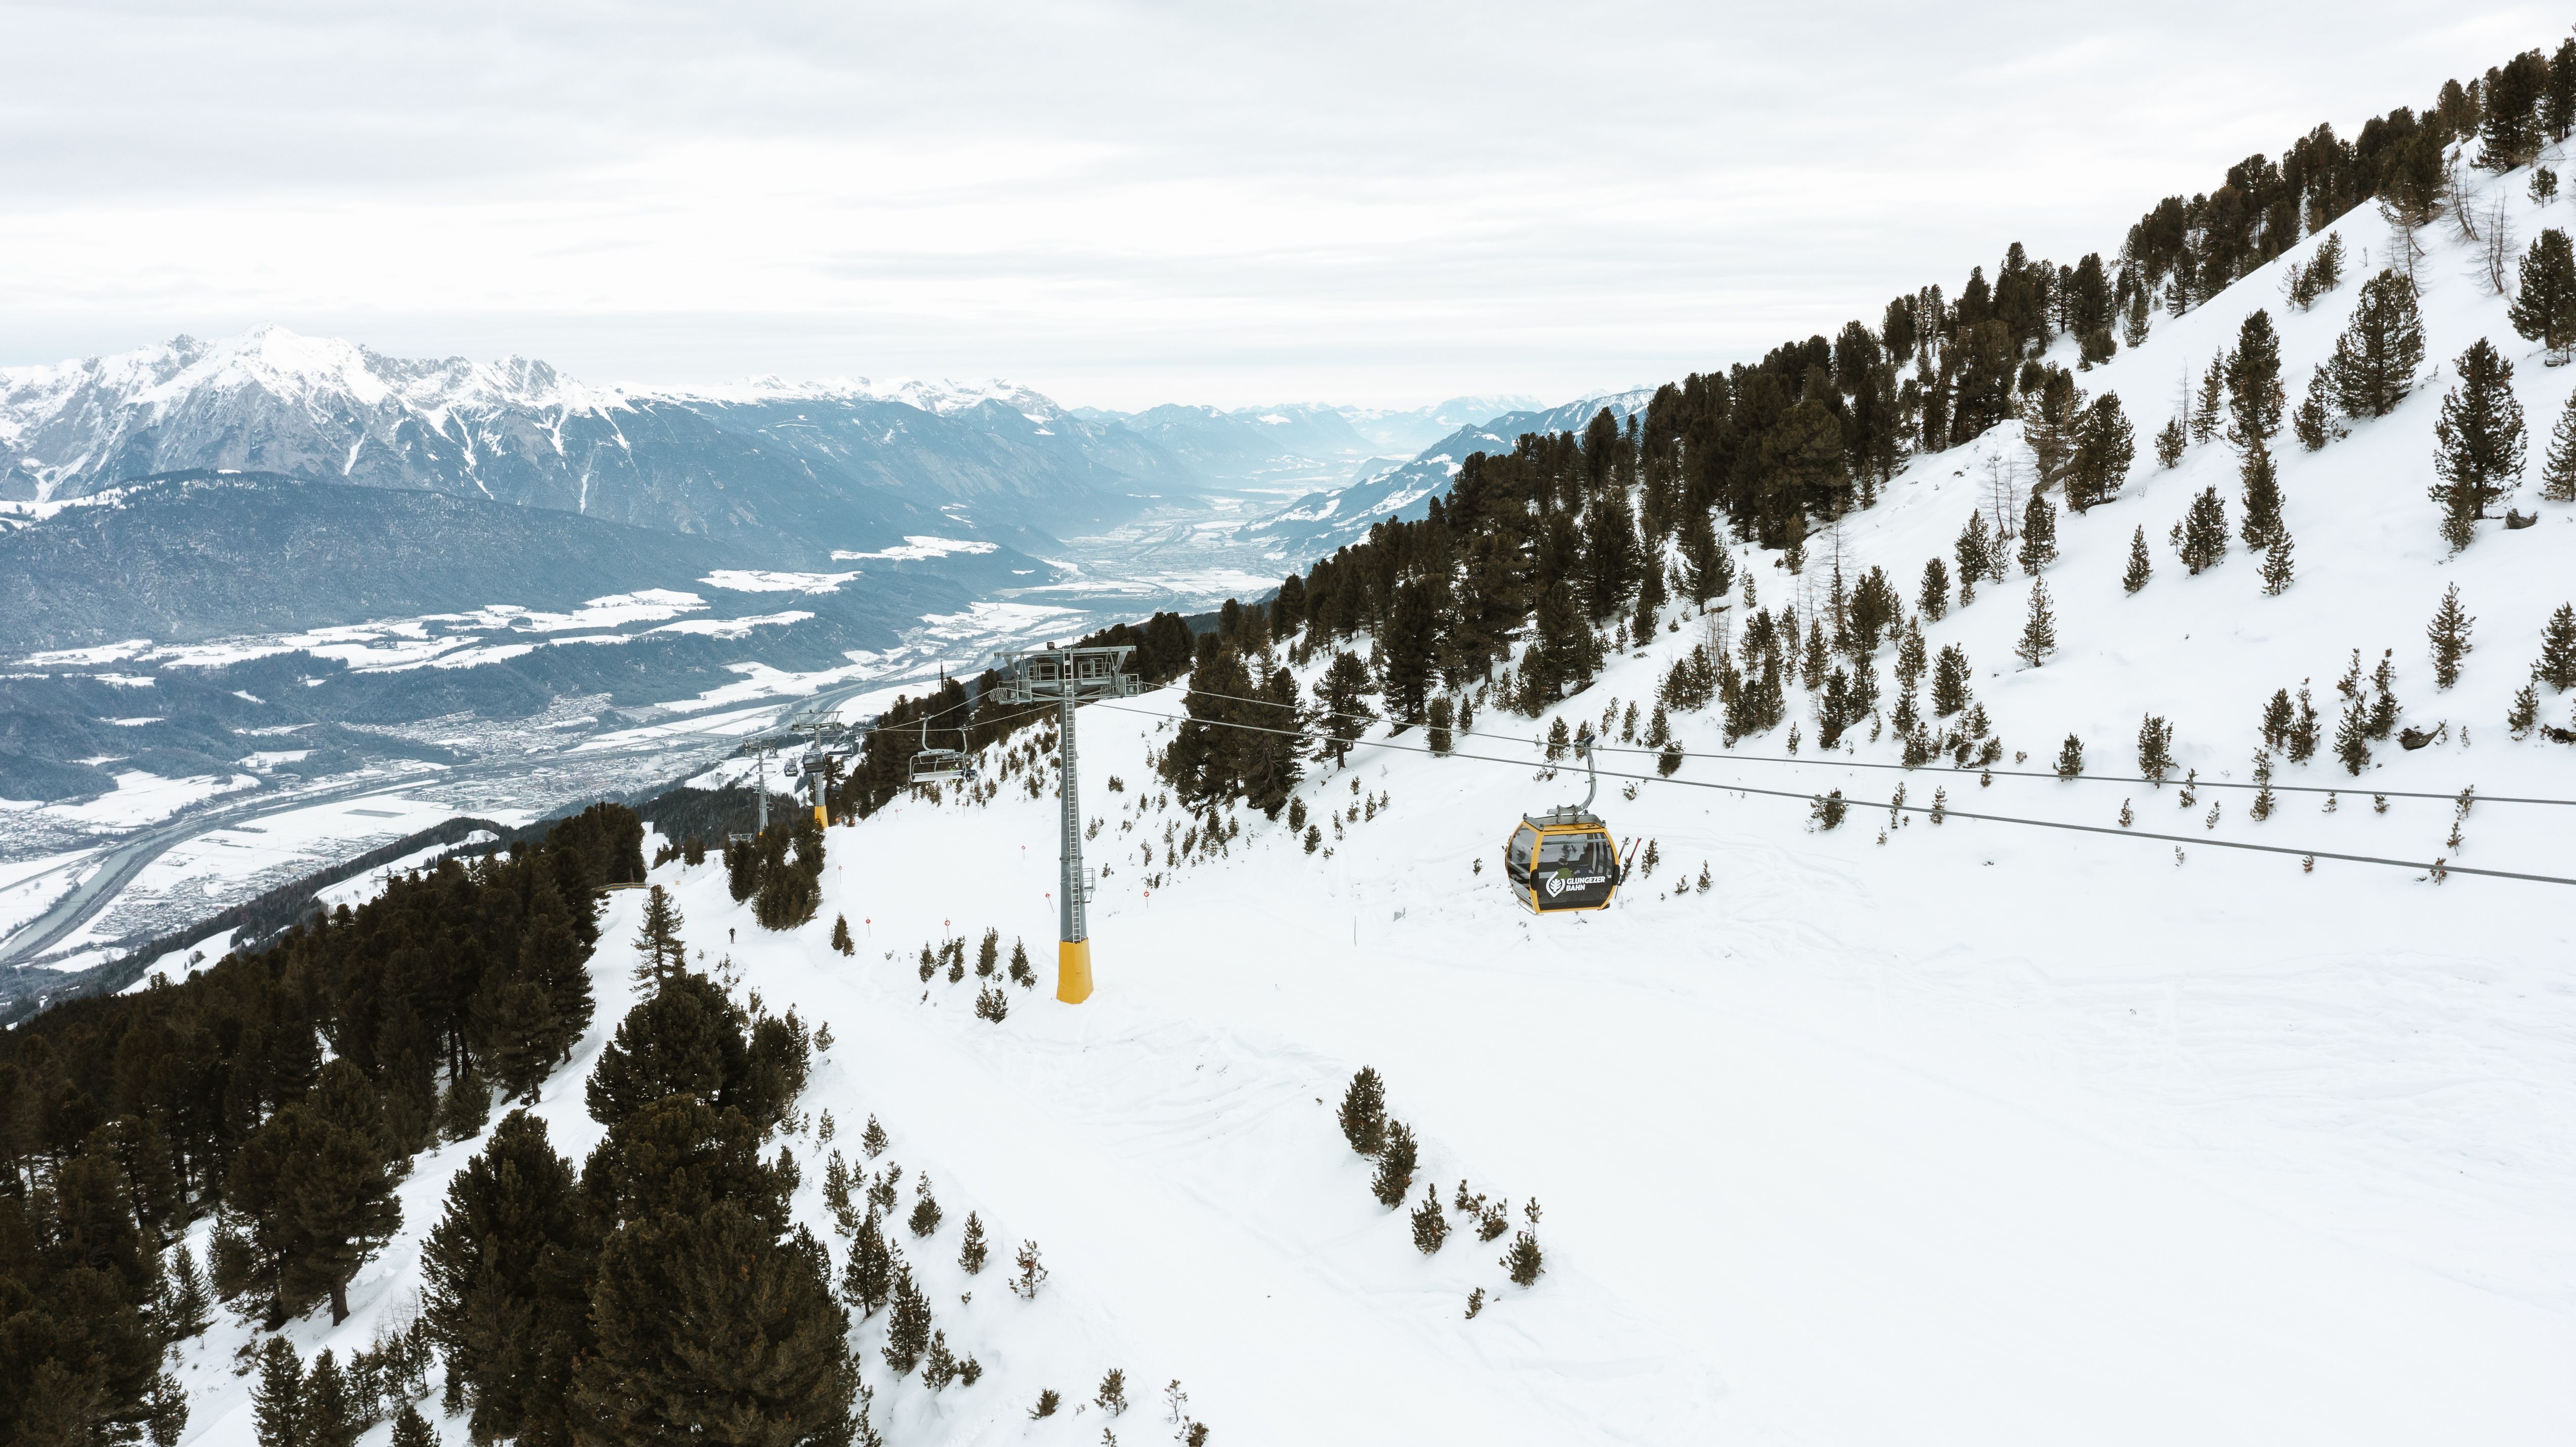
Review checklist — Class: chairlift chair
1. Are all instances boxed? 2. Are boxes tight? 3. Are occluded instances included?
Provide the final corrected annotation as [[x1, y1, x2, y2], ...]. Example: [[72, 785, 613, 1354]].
[[908, 718, 977, 786], [1501, 736, 1633, 914]]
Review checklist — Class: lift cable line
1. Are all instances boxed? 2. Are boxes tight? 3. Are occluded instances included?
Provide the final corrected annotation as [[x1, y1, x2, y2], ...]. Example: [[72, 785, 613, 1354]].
[[1151, 682, 2576, 808], [1089, 701, 2576, 889]]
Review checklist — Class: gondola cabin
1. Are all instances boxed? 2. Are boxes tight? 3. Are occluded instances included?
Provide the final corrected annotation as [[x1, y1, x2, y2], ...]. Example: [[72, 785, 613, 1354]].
[[1503, 806, 1622, 914]]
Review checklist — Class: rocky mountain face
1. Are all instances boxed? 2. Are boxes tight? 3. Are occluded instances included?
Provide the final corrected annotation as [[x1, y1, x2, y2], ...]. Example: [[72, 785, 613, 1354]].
[[0, 327, 1200, 555]]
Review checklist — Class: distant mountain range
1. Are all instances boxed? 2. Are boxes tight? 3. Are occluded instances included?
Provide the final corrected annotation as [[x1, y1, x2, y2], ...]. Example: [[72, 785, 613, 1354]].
[[1244, 390, 1653, 557], [0, 328, 1203, 557]]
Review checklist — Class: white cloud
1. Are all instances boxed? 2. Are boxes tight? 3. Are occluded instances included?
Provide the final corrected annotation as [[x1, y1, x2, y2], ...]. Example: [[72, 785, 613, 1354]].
[[0, 1, 2556, 408]]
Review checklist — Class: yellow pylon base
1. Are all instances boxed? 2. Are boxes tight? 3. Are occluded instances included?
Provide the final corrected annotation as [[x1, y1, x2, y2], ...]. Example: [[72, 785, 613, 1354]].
[[1057, 939, 1093, 1004], [812, 805, 829, 830]]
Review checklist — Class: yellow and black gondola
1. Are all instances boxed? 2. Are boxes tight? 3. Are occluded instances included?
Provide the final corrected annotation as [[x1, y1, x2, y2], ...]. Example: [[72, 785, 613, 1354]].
[[1501, 737, 1630, 914]]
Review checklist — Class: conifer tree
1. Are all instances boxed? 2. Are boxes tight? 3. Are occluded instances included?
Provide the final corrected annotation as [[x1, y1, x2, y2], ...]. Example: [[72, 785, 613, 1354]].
[[2433, 338, 2526, 551], [1410, 1185, 1450, 1254], [632, 885, 686, 984], [2067, 393, 2135, 510], [303, 1350, 357, 1447], [580, 1205, 857, 1444], [390, 1403, 430, 1447], [2225, 310, 2287, 447], [440, 1066, 492, 1143], [2238, 443, 2285, 550], [831, 916, 854, 956], [2368, 652, 2401, 739], [2122, 526, 2152, 594], [1953, 512, 1991, 607], [957, 1212, 989, 1274], [2330, 270, 2426, 418], [2155, 417, 2187, 469], [2054, 734, 2084, 780], [1502, 1231, 1545, 1288], [2017, 492, 2058, 574], [2177, 487, 2228, 573], [1369, 1122, 1419, 1209], [2542, 391, 2576, 503], [841, 1210, 893, 1318], [2288, 685, 2321, 763], [2429, 583, 2476, 688], [2509, 682, 2542, 736], [2016, 579, 2057, 668], [2537, 602, 2576, 691], [2510, 228, 2576, 361], [227, 1059, 403, 1324], [2293, 368, 2336, 450], [1314, 651, 1379, 764], [1008, 939, 1035, 988], [908, 1175, 944, 1237], [2260, 688, 2295, 749], [2335, 701, 2373, 775], [1918, 557, 1949, 619], [1338, 1067, 1387, 1155], [2192, 354, 2226, 442], [2136, 715, 2176, 781], [165, 1244, 213, 1340], [423, 1109, 593, 1447], [2261, 533, 2296, 596], [253, 1338, 303, 1447], [585, 972, 751, 1129], [1930, 644, 1972, 718]]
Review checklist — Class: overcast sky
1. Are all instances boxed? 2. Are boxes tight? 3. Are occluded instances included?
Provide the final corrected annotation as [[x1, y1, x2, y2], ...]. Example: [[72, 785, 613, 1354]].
[[0, 2, 2561, 409]]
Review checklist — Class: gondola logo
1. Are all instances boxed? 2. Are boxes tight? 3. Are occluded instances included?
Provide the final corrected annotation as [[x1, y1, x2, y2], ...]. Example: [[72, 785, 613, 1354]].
[[1545, 873, 1567, 897]]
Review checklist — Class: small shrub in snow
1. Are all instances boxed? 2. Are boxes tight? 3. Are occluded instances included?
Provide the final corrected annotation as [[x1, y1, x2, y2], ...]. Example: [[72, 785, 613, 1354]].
[[1096, 1369, 1129, 1416], [1030, 1389, 1061, 1420], [974, 986, 1009, 1023], [1369, 1122, 1419, 1208], [1010, 1240, 1048, 1299], [1502, 1231, 1545, 1288], [1409, 1186, 1449, 1254]]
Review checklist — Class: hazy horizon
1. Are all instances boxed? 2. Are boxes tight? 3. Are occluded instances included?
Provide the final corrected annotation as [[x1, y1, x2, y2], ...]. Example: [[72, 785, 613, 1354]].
[[1, 2, 2559, 411]]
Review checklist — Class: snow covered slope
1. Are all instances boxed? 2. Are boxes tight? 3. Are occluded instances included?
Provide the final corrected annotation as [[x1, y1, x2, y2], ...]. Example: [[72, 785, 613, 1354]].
[[157, 160, 2576, 1447]]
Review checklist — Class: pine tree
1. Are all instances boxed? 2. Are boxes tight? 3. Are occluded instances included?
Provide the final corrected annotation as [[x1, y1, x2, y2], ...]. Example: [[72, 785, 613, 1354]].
[[439, 1066, 492, 1143], [2261, 532, 2296, 595], [2153, 415, 2186, 471], [2067, 393, 2135, 510], [2335, 701, 2372, 775], [908, 1175, 944, 1237], [2293, 367, 2336, 450], [254, 1338, 303, 1447], [228, 1059, 403, 1324], [2238, 442, 2284, 549], [1369, 1121, 1418, 1209], [956, 1211, 990, 1275], [2537, 603, 2576, 690], [2055, 734, 2084, 780], [841, 1210, 893, 1317], [2107, 528, 2149, 599], [1931, 644, 1973, 717], [2433, 338, 2526, 551], [585, 972, 750, 1130], [2368, 652, 2402, 739], [389, 1403, 430, 1447], [920, 1332, 957, 1391], [165, 1244, 213, 1339], [2509, 682, 2542, 736], [1918, 557, 1949, 620], [580, 1206, 857, 1442], [2017, 492, 2059, 574], [861, 1115, 890, 1159], [2542, 391, 2576, 503], [2177, 487, 2228, 574], [1096, 1368, 1130, 1416], [1008, 939, 1035, 988], [2429, 583, 2476, 688], [1502, 1230, 1545, 1288], [2510, 228, 2576, 362], [2015, 579, 2057, 668], [2260, 688, 2295, 749], [2330, 270, 2426, 418], [1314, 650, 1380, 764], [2192, 353, 2226, 442], [1338, 1067, 1387, 1155], [1953, 512, 1991, 607], [632, 885, 686, 984], [2288, 685, 2321, 763], [303, 1350, 357, 1447], [423, 1109, 592, 1447], [2136, 715, 2176, 781], [2226, 309, 2287, 447], [830, 915, 854, 956], [1409, 1185, 1450, 1254]]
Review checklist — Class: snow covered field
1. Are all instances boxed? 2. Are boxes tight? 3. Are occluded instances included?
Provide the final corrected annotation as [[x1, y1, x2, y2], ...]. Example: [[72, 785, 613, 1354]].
[[157, 148, 2576, 1447]]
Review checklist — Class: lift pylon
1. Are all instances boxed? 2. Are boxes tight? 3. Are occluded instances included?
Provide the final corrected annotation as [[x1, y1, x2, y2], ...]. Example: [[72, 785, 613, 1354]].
[[995, 643, 1138, 1003]]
